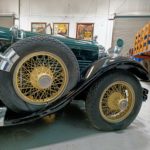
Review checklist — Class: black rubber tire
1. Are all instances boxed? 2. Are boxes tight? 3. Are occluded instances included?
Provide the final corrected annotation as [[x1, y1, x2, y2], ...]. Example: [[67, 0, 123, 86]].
[[85, 70, 143, 131], [0, 36, 80, 113]]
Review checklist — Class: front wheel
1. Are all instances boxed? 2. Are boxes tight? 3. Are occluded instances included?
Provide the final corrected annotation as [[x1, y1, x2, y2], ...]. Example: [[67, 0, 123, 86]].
[[86, 70, 143, 131]]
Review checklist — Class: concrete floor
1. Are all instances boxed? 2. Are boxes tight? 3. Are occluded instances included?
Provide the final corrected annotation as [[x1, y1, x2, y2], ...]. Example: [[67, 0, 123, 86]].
[[0, 82, 150, 150]]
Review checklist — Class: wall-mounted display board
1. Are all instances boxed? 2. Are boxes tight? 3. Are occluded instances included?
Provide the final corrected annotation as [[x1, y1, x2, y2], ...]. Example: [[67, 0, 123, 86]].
[[31, 22, 47, 33], [53, 23, 69, 36], [76, 23, 94, 40]]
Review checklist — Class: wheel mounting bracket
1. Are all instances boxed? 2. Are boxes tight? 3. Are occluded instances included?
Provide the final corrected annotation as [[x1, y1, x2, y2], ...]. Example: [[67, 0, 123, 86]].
[[0, 48, 19, 72]]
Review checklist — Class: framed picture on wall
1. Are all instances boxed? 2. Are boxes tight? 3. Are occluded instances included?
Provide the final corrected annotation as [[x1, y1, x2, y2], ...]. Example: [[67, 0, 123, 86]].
[[76, 23, 94, 40], [31, 22, 47, 34], [53, 23, 69, 36]]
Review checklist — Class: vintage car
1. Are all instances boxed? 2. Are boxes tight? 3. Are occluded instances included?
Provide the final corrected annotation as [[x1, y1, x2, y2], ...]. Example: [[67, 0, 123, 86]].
[[0, 26, 149, 131]]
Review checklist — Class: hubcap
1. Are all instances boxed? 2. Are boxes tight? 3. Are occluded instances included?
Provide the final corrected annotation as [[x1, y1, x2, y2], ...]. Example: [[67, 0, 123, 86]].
[[30, 66, 53, 89], [38, 75, 52, 89], [119, 99, 128, 111], [99, 81, 135, 123], [13, 51, 68, 105]]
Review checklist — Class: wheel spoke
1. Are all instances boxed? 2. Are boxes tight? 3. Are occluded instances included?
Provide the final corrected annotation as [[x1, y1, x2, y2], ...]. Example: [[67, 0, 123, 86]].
[[100, 81, 135, 123], [13, 52, 68, 104]]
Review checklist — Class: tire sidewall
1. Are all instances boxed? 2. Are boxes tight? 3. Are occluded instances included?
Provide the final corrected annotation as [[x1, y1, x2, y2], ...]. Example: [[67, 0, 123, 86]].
[[0, 36, 80, 112]]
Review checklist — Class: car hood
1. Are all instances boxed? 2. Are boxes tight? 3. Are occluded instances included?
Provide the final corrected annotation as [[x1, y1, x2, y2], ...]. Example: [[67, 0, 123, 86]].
[[0, 26, 98, 51], [25, 30, 99, 51]]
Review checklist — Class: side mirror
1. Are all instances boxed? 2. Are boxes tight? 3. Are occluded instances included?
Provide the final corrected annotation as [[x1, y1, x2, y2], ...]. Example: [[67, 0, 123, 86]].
[[114, 38, 124, 54], [116, 38, 124, 48]]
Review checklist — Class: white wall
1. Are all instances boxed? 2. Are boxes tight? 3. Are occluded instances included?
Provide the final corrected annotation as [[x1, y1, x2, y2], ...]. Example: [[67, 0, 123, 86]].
[[0, 0, 150, 49], [19, 0, 111, 49], [0, 0, 18, 15]]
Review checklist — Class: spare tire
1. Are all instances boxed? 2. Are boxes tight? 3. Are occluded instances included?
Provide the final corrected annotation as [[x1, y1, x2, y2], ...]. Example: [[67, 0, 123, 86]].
[[0, 36, 80, 112]]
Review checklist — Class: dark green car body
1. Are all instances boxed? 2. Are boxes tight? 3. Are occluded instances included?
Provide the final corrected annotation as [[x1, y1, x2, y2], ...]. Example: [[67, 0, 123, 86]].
[[0, 26, 149, 127], [0, 26, 99, 73]]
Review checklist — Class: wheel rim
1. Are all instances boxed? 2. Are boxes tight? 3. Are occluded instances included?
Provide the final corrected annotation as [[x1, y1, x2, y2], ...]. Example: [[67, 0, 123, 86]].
[[13, 51, 68, 105], [99, 81, 135, 123]]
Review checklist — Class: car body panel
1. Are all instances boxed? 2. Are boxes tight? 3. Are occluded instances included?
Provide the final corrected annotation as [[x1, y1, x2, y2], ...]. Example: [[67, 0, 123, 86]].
[[0, 26, 99, 72], [2, 56, 149, 127], [84, 56, 149, 81], [0, 26, 149, 126], [0, 27, 12, 40]]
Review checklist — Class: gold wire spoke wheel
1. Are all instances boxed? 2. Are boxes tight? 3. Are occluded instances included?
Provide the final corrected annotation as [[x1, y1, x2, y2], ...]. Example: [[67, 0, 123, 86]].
[[13, 51, 68, 105], [99, 81, 135, 123]]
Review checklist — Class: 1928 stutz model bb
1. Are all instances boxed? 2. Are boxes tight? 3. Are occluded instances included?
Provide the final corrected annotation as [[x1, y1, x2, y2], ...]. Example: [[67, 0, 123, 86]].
[[0, 26, 148, 131]]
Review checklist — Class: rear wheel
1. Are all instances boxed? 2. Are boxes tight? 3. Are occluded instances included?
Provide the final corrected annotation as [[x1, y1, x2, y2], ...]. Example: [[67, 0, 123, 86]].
[[0, 36, 80, 112], [86, 70, 143, 131]]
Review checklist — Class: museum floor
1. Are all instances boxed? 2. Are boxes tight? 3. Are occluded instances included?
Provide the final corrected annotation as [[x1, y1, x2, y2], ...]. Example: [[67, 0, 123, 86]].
[[0, 81, 150, 150]]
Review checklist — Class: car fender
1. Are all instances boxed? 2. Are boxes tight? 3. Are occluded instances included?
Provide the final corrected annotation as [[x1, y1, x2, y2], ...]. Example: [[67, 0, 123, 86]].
[[83, 56, 149, 81], [1, 56, 149, 126]]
